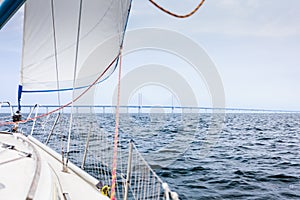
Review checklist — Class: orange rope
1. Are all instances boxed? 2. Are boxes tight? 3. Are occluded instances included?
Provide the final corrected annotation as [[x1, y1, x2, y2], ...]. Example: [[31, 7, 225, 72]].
[[0, 54, 120, 127], [110, 48, 123, 200], [149, 0, 205, 18]]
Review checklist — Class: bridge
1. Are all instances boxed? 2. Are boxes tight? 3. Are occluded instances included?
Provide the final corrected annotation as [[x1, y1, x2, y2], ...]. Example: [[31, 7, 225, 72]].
[[0, 103, 299, 114]]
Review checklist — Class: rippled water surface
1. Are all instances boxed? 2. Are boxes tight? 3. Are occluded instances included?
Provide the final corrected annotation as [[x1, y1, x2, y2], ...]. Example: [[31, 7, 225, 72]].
[[1, 113, 299, 199], [113, 113, 300, 200]]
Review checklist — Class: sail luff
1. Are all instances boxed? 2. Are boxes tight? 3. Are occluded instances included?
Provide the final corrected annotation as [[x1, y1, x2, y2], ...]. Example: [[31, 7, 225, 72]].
[[18, 2, 27, 111]]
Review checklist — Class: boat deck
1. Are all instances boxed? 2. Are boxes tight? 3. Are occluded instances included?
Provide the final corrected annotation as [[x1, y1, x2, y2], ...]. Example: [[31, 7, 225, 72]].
[[0, 132, 36, 199], [0, 132, 109, 200]]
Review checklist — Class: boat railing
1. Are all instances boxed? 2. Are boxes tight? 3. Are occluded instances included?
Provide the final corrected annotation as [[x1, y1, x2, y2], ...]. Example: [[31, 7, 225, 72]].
[[0, 101, 13, 115], [0, 101, 14, 125], [25, 104, 40, 135], [26, 108, 178, 200], [124, 140, 179, 200]]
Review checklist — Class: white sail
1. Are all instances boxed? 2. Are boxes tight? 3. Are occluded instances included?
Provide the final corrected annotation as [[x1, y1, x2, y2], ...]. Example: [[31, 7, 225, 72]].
[[21, 0, 131, 93], [12, 1, 180, 199]]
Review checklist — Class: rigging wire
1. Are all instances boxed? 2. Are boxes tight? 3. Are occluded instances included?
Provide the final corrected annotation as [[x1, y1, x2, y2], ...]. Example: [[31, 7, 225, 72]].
[[149, 0, 205, 18], [50, 0, 61, 107], [66, 0, 83, 169], [50, 0, 65, 168]]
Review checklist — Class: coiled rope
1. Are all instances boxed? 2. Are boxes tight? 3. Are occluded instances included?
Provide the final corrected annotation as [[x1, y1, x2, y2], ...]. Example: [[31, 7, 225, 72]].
[[149, 0, 205, 18]]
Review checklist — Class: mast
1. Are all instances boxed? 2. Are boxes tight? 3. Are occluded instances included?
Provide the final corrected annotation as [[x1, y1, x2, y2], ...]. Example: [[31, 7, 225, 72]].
[[0, 0, 26, 30]]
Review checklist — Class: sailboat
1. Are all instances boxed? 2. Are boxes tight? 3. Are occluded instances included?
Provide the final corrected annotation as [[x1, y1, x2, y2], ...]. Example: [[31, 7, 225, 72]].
[[1, 0, 206, 199]]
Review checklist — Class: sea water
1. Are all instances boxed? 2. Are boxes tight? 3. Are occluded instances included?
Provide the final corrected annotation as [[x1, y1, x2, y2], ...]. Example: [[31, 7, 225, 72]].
[[1, 113, 299, 199], [114, 113, 300, 200], [89, 113, 300, 199]]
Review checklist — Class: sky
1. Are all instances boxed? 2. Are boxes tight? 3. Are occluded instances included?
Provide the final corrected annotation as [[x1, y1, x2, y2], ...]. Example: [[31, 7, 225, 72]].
[[0, 0, 300, 111]]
